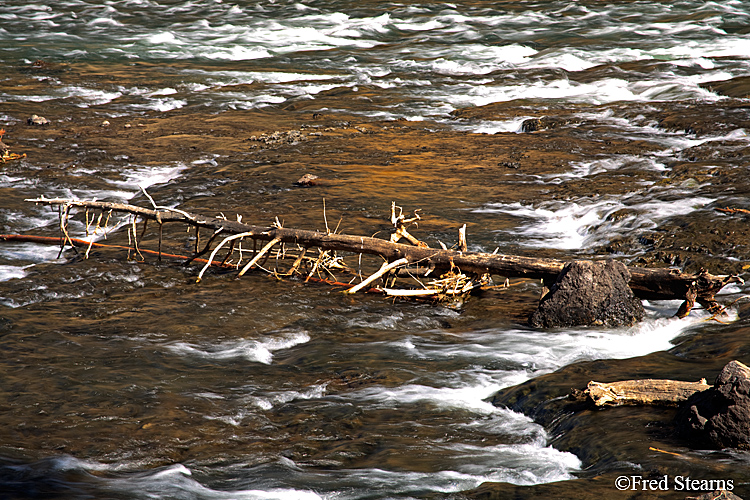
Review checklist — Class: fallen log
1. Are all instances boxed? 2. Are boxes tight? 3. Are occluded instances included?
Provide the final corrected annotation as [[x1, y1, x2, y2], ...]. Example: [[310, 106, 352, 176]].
[[581, 379, 711, 407], [24, 197, 739, 310]]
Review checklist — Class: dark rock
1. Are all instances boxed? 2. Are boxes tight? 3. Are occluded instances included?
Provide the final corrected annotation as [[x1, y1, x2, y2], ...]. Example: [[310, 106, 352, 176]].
[[529, 260, 645, 328], [498, 161, 520, 169], [521, 117, 542, 132], [700, 75, 750, 99], [675, 360, 750, 450], [520, 115, 580, 133]]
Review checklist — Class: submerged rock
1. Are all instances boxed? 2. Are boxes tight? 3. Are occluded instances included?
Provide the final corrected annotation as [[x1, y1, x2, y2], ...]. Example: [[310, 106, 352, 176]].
[[529, 260, 644, 328], [675, 360, 750, 450]]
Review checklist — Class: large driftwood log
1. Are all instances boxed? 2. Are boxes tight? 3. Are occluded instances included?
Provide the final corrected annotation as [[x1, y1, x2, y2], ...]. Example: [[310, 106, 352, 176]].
[[584, 379, 711, 407], [25, 197, 738, 307]]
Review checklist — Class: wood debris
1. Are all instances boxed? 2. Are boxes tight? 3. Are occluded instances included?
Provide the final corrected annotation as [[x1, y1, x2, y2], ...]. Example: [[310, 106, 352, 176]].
[[22, 195, 742, 310]]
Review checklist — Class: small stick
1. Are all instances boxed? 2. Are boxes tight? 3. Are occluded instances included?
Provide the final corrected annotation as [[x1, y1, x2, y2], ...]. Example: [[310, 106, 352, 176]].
[[306, 250, 327, 282], [345, 257, 409, 294], [196, 231, 256, 282], [382, 288, 440, 297], [58, 205, 78, 258], [84, 212, 105, 259], [85, 237, 95, 259], [57, 205, 64, 258], [140, 218, 149, 240], [219, 239, 237, 267], [103, 210, 112, 239], [183, 227, 225, 266], [139, 185, 196, 221], [717, 207, 750, 215], [287, 246, 308, 276], [127, 217, 133, 260], [238, 238, 281, 277], [158, 220, 163, 262], [130, 216, 144, 261], [333, 216, 343, 235], [458, 224, 467, 252], [648, 447, 685, 458]]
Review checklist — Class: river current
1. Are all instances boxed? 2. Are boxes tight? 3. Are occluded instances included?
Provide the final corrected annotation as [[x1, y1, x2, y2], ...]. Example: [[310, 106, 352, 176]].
[[2, 1, 750, 499]]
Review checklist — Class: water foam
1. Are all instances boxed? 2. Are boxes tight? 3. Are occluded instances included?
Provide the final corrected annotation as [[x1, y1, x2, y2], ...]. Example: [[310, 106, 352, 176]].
[[474, 195, 715, 250], [15, 457, 324, 500], [105, 163, 188, 194], [212, 384, 328, 416], [166, 331, 310, 365], [0, 264, 31, 282], [325, 451, 579, 495]]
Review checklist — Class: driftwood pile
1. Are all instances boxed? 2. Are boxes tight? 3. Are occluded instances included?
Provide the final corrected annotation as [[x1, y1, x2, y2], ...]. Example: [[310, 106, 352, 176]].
[[18, 195, 741, 321]]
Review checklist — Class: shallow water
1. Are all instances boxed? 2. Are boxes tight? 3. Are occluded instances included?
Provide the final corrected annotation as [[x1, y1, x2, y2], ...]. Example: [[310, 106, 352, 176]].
[[2, 1, 750, 498]]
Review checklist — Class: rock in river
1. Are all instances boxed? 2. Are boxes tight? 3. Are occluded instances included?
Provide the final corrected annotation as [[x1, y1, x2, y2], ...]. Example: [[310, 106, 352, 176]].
[[27, 114, 50, 126], [529, 260, 645, 328], [675, 360, 750, 450]]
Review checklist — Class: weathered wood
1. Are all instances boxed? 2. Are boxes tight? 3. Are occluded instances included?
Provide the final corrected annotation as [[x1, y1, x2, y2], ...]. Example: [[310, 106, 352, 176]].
[[25, 197, 738, 304], [584, 378, 711, 407]]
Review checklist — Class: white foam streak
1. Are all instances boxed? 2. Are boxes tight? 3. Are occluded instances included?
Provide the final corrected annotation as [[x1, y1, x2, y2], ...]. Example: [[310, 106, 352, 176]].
[[476, 195, 715, 250], [450, 78, 640, 108], [334, 444, 580, 492], [55, 458, 324, 500], [380, 307, 720, 417], [196, 45, 271, 61], [106, 163, 188, 193], [186, 68, 339, 85], [240, 384, 328, 412], [456, 117, 530, 134], [351, 378, 505, 415], [0, 264, 31, 282], [485, 312, 710, 371], [0, 243, 63, 264], [166, 332, 310, 365]]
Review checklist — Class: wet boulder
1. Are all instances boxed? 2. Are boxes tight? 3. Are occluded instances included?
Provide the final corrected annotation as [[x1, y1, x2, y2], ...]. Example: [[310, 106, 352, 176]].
[[675, 360, 750, 450], [529, 260, 644, 328]]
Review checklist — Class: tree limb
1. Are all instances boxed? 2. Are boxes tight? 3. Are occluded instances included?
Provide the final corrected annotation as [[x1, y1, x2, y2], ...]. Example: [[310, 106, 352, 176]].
[[582, 379, 711, 407], [25, 197, 739, 304]]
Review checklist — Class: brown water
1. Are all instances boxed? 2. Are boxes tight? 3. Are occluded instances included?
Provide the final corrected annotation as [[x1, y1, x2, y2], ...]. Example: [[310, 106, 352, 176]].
[[3, 2, 750, 497]]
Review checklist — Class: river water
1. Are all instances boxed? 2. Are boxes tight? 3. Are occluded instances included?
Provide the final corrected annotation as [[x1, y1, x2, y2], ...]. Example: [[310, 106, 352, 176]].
[[2, 1, 750, 499]]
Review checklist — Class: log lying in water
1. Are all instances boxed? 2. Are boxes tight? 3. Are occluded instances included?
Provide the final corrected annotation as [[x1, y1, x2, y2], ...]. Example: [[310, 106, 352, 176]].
[[581, 379, 712, 407], [25, 197, 739, 310]]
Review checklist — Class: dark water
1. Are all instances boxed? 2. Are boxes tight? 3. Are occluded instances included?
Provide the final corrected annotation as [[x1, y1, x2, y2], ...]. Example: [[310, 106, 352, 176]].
[[2, 1, 750, 498]]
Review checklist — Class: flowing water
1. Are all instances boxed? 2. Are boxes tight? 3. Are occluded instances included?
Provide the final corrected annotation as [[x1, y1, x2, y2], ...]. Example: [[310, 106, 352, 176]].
[[2, 1, 750, 498]]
